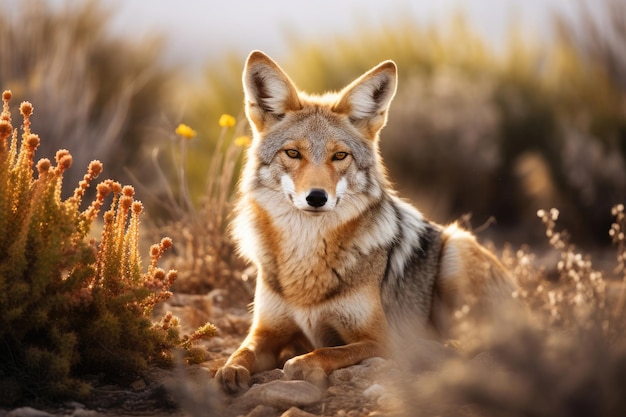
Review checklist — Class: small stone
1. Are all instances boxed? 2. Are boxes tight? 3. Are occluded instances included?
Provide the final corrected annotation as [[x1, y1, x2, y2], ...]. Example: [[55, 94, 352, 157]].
[[325, 385, 344, 397], [280, 407, 318, 417], [362, 383, 385, 399], [130, 378, 146, 391], [329, 367, 352, 383], [242, 380, 323, 410], [245, 404, 278, 417], [6, 407, 54, 417], [71, 409, 101, 417]]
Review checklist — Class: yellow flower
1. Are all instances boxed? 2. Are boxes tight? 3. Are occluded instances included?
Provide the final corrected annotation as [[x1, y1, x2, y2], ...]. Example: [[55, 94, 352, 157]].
[[234, 135, 251, 147], [175, 123, 197, 139], [218, 114, 236, 128]]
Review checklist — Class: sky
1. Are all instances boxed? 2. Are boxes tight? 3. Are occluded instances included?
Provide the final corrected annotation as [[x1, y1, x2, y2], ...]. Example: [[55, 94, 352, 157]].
[[89, 0, 580, 72]]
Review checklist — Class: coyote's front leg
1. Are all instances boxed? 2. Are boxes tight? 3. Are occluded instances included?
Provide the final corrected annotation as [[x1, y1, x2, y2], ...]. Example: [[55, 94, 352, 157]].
[[283, 339, 386, 387], [216, 323, 300, 393]]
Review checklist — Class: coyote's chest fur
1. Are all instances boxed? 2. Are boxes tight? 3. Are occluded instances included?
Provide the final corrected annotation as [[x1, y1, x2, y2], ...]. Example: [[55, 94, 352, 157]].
[[246, 198, 389, 306]]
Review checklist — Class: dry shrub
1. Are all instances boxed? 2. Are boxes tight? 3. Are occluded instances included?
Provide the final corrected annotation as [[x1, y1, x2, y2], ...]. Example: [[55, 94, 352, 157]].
[[403, 206, 626, 417], [0, 92, 213, 403], [0, 0, 174, 196], [383, 69, 501, 220], [142, 117, 253, 303]]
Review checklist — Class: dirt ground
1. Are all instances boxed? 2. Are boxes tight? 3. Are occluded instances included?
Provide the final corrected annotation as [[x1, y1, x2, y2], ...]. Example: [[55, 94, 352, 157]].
[[3, 246, 623, 417], [1, 286, 413, 417]]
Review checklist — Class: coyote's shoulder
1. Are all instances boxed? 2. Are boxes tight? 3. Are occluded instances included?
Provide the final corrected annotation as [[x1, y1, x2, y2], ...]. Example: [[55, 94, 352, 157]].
[[216, 50, 517, 393]]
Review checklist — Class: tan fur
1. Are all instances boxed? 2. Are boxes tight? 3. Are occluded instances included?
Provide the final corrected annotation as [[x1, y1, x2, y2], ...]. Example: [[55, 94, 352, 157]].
[[215, 51, 518, 393]]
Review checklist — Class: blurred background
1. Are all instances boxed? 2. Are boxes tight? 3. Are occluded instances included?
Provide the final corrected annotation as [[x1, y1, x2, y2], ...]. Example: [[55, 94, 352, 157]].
[[2, 0, 625, 249]]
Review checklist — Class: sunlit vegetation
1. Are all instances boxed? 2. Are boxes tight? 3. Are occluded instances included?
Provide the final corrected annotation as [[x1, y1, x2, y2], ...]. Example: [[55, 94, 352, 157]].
[[0, 0, 175, 196], [0, 0, 625, 414], [184, 4, 625, 245], [0, 93, 214, 402]]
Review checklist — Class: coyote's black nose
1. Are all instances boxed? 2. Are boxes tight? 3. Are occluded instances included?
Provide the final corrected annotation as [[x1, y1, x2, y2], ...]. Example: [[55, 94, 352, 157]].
[[306, 189, 328, 208]]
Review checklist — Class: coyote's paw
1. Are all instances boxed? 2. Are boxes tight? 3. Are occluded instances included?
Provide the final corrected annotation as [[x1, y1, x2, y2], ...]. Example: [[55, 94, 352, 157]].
[[283, 356, 328, 389], [215, 364, 251, 394]]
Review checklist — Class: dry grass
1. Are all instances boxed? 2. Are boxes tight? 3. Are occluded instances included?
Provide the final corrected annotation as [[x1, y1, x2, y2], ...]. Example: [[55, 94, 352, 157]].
[[0, 0, 174, 196], [136, 116, 253, 302], [401, 206, 626, 417]]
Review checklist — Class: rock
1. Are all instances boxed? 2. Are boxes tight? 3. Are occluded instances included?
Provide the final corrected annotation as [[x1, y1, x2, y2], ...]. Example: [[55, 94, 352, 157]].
[[6, 408, 54, 417], [280, 407, 318, 417], [71, 409, 101, 417], [329, 367, 352, 383], [242, 380, 323, 410], [130, 378, 147, 391], [362, 384, 385, 399], [245, 404, 279, 417], [250, 368, 284, 385]]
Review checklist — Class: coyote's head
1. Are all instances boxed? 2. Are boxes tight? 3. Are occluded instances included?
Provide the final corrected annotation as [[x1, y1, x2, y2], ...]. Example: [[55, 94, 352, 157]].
[[241, 51, 397, 216]]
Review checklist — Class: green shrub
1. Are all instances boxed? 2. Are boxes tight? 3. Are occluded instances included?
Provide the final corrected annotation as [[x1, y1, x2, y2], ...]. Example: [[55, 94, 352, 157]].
[[0, 92, 215, 403]]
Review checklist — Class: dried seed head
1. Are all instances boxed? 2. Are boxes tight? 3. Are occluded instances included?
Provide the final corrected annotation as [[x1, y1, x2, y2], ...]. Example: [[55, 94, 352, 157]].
[[109, 181, 122, 194], [154, 269, 166, 281], [58, 154, 73, 171], [2, 90, 11, 101], [132, 201, 143, 215], [104, 211, 114, 224], [19, 101, 33, 118], [122, 185, 135, 197], [96, 181, 112, 197], [166, 270, 178, 284], [550, 208, 560, 221], [26, 134, 40, 149], [37, 158, 51, 175], [88, 160, 103, 178], [120, 195, 133, 211], [161, 237, 173, 251], [55, 149, 71, 164]]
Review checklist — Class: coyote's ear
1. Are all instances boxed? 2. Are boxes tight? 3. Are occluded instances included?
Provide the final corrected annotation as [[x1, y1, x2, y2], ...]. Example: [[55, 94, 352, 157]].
[[243, 50, 302, 133], [334, 61, 397, 140]]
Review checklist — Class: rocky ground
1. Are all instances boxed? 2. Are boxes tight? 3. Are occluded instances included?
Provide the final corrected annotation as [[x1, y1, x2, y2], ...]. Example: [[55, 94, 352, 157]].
[[0, 289, 448, 417]]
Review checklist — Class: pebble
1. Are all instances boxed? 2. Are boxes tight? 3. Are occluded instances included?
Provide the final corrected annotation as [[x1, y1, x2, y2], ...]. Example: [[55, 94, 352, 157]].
[[280, 407, 318, 417], [245, 404, 278, 417], [241, 380, 323, 410], [6, 408, 54, 417], [130, 378, 146, 391], [71, 410, 101, 417], [362, 384, 385, 399]]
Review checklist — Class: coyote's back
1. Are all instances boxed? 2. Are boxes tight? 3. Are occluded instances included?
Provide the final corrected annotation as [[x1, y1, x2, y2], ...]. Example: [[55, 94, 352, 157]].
[[216, 51, 518, 393]]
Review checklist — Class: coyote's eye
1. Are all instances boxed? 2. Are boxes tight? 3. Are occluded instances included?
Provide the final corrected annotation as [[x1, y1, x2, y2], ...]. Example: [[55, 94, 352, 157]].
[[333, 152, 348, 161], [285, 149, 301, 159]]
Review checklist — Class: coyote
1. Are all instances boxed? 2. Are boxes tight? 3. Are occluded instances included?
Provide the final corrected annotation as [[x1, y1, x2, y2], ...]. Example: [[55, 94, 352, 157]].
[[216, 51, 517, 393]]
